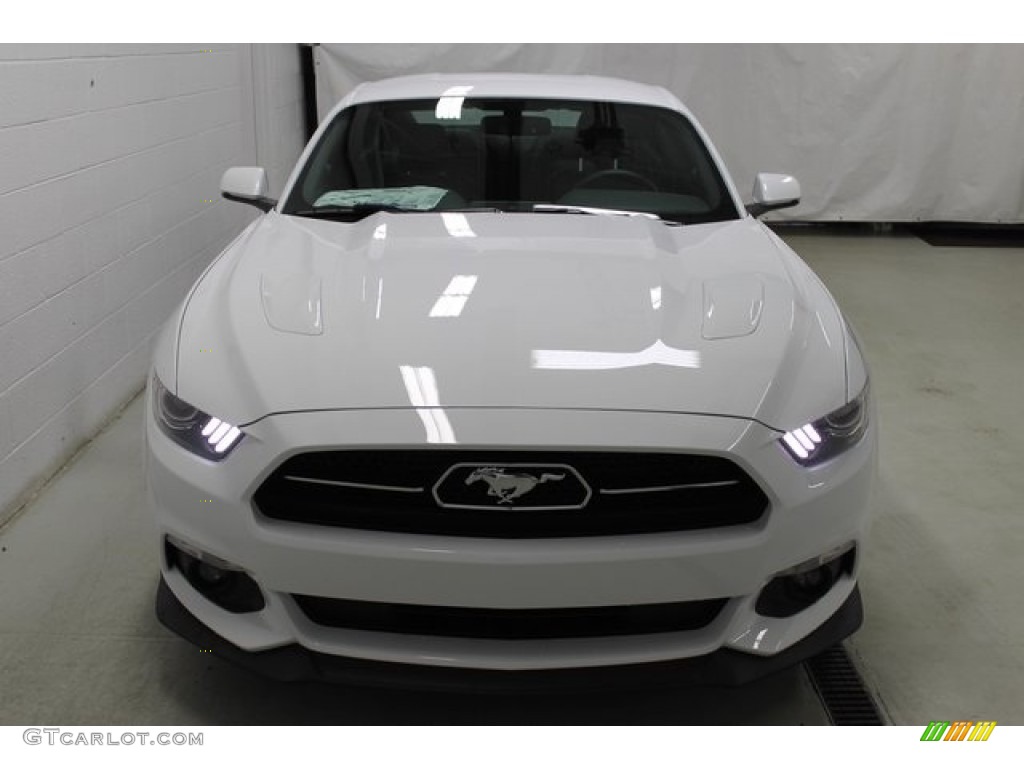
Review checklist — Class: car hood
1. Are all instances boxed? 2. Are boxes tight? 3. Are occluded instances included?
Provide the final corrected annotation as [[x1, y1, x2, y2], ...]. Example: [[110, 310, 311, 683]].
[[175, 212, 847, 431]]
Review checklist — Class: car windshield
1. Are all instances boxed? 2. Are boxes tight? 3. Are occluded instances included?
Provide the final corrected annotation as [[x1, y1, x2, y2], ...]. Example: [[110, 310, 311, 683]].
[[281, 97, 739, 224]]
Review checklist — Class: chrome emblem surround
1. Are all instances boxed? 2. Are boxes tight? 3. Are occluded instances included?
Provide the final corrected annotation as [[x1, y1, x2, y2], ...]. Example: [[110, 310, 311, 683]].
[[432, 463, 592, 511]]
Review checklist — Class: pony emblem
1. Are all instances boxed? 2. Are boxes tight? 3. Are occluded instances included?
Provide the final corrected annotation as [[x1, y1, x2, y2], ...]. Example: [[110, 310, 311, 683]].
[[465, 467, 566, 504]]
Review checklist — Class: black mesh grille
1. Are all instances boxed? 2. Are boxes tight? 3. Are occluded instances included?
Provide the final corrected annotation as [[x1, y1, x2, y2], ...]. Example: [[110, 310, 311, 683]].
[[253, 450, 768, 538], [292, 595, 728, 639]]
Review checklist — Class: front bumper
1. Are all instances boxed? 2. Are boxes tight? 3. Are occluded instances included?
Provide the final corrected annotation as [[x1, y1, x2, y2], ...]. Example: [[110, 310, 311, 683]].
[[146, 401, 876, 678], [156, 575, 863, 691]]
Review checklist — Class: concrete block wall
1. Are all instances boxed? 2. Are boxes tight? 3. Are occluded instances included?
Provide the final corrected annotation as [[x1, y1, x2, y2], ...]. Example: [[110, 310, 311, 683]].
[[0, 44, 307, 525]]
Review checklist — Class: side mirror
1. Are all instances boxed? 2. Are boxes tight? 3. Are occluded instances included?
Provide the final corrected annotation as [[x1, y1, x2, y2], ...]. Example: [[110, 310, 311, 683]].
[[746, 173, 800, 218], [220, 167, 276, 212]]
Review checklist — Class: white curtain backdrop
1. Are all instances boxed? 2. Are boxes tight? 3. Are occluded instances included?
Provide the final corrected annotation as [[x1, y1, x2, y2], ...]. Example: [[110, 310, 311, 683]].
[[314, 44, 1024, 223]]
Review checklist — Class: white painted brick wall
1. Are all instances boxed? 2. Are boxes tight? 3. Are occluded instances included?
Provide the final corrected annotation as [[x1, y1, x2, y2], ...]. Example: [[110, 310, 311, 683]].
[[0, 44, 308, 524], [251, 44, 307, 198]]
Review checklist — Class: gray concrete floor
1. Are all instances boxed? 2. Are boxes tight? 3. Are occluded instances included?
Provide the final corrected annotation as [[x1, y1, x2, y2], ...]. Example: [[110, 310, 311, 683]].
[[787, 228, 1024, 725], [1, 228, 1021, 724]]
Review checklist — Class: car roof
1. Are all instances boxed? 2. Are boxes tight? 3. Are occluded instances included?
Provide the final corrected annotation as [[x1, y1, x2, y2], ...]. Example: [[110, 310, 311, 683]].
[[340, 72, 687, 113]]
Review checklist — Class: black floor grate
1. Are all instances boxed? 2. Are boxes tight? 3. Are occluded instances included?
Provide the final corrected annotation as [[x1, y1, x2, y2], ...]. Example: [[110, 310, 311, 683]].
[[805, 644, 885, 725]]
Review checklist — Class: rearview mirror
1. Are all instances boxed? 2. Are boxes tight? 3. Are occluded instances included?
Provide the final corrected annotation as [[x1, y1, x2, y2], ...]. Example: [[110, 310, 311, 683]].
[[220, 167, 276, 212], [747, 173, 800, 218]]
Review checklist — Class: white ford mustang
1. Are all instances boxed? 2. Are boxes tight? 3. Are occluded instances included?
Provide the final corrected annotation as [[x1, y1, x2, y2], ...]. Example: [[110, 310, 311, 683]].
[[146, 73, 875, 689]]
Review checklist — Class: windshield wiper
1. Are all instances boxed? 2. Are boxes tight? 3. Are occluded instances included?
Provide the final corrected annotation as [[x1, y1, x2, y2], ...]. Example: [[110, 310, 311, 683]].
[[532, 204, 682, 225], [289, 205, 504, 220], [289, 203, 413, 219]]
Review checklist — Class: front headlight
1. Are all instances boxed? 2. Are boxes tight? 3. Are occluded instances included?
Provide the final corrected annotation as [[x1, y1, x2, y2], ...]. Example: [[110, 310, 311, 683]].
[[152, 375, 244, 461], [779, 383, 869, 467]]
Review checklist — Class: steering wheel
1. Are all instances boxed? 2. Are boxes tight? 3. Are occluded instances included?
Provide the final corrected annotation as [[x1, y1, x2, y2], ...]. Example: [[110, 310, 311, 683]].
[[574, 168, 659, 192]]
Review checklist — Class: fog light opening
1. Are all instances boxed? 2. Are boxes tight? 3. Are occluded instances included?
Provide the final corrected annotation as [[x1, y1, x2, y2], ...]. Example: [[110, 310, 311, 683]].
[[755, 544, 856, 618], [164, 536, 266, 614], [195, 560, 232, 588]]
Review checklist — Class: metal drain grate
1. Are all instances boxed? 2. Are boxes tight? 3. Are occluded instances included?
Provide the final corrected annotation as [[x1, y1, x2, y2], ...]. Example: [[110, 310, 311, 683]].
[[805, 644, 885, 725]]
